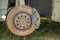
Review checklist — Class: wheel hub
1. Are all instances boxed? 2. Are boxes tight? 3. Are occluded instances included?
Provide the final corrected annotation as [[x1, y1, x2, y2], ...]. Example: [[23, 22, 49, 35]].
[[13, 12, 32, 30]]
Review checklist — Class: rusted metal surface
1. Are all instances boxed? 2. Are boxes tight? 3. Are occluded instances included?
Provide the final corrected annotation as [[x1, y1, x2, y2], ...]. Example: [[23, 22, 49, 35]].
[[6, 5, 36, 36]]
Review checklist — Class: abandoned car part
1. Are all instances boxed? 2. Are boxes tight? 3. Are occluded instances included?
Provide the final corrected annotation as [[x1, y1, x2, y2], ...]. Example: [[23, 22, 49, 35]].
[[6, 5, 40, 36]]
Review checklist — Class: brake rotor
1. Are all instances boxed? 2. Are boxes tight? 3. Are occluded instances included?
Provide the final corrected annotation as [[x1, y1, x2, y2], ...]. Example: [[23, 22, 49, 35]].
[[6, 5, 35, 36]]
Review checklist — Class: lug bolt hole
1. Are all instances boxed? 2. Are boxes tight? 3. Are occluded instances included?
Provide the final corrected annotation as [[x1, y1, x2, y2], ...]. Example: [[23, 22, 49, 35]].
[[18, 17, 20, 19], [17, 24, 19, 26], [26, 25, 28, 26], [28, 21, 30, 23], [19, 26, 21, 27], [25, 16, 27, 18], [21, 15, 23, 17], [27, 18, 29, 20], [23, 26, 25, 29]]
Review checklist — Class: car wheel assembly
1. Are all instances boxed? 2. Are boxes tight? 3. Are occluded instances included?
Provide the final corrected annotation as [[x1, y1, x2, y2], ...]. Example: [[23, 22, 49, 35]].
[[6, 0, 40, 36]]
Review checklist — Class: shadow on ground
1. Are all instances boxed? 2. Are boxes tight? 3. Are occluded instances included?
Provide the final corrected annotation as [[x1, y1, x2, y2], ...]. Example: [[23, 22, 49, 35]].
[[0, 17, 60, 40]]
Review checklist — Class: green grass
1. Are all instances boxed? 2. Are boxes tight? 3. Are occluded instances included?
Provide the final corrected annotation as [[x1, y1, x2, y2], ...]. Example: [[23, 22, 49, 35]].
[[0, 17, 60, 40]]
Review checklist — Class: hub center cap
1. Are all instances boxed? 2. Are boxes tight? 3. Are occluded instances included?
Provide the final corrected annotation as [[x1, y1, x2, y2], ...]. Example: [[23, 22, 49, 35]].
[[13, 12, 32, 30]]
